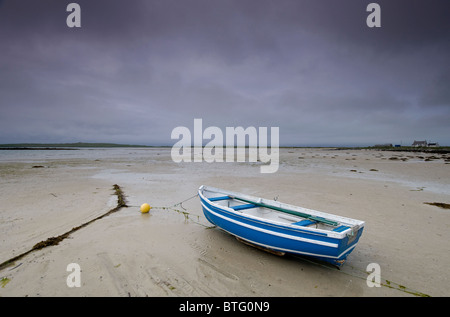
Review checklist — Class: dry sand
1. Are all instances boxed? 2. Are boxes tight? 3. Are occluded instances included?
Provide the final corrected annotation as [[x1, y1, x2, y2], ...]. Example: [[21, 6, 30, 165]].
[[0, 148, 449, 297]]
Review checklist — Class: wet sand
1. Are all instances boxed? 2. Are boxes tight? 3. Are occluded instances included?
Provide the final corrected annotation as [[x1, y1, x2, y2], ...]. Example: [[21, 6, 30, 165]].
[[1, 148, 449, 296]]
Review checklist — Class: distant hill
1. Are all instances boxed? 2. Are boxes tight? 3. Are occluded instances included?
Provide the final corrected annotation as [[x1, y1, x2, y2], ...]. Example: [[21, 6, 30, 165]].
[[0, 142, 152, 148]]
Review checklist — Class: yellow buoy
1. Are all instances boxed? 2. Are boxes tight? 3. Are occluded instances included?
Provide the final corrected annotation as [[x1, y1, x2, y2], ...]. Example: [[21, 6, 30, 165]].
[[140, 203, 151, 213]]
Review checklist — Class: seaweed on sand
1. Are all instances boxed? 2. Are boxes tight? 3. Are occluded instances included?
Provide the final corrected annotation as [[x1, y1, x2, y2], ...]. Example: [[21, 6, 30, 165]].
[[0, 184, 128, 271], [424, 202, 450, 209]]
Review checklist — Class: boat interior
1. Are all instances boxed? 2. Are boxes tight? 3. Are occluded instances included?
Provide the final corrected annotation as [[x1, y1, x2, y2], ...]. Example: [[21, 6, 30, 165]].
[[205, 193, 351, 233]]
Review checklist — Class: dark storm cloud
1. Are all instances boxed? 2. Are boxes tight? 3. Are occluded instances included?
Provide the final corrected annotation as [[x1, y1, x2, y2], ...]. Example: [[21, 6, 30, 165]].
[[0, 0, 449, 145]]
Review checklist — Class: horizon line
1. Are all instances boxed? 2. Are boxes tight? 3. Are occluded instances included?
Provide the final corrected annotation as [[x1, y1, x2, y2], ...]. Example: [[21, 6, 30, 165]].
[[0, 142, 448, 148]]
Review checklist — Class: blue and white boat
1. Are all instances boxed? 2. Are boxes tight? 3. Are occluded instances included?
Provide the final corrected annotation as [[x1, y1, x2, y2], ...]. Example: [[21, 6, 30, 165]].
[[198, 185, 365, 267]]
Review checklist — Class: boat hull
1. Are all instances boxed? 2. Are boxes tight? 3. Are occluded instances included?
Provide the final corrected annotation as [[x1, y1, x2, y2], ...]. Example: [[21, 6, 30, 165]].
[[199, 194, 363, 267]]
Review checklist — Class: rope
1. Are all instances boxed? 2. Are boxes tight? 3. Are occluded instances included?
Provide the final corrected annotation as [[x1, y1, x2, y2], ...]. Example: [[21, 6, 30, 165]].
[[169, 193, 200, 208], [150, 193, 214, 228], [151, 193, 198, 211], [291, 255, 430, 297]]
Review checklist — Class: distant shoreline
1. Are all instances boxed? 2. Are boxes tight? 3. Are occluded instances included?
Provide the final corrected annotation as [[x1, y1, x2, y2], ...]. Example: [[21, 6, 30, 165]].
[[0, 143, 448, 154], [335, 146, 450, 154], [0, 142, 154, 149], [0, 147, 79, 150]]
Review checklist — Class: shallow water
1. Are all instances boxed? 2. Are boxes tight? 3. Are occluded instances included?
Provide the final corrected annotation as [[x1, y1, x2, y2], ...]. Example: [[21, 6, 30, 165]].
[[0, 147, 165, 163]]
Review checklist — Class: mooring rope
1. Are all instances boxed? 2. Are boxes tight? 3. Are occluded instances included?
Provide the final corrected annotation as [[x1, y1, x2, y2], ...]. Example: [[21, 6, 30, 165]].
[[169, 193, 200, 209], [291, 251, 430, 297], [149, 193, 214, 228]]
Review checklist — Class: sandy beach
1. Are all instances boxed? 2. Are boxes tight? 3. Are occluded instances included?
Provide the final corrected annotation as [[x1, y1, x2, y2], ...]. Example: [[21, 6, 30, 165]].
[[1, 147, 449, 297]]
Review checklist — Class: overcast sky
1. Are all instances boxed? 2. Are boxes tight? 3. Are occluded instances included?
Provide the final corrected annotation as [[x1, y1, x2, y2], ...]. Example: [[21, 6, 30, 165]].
[[1, 0, 449, 146]]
